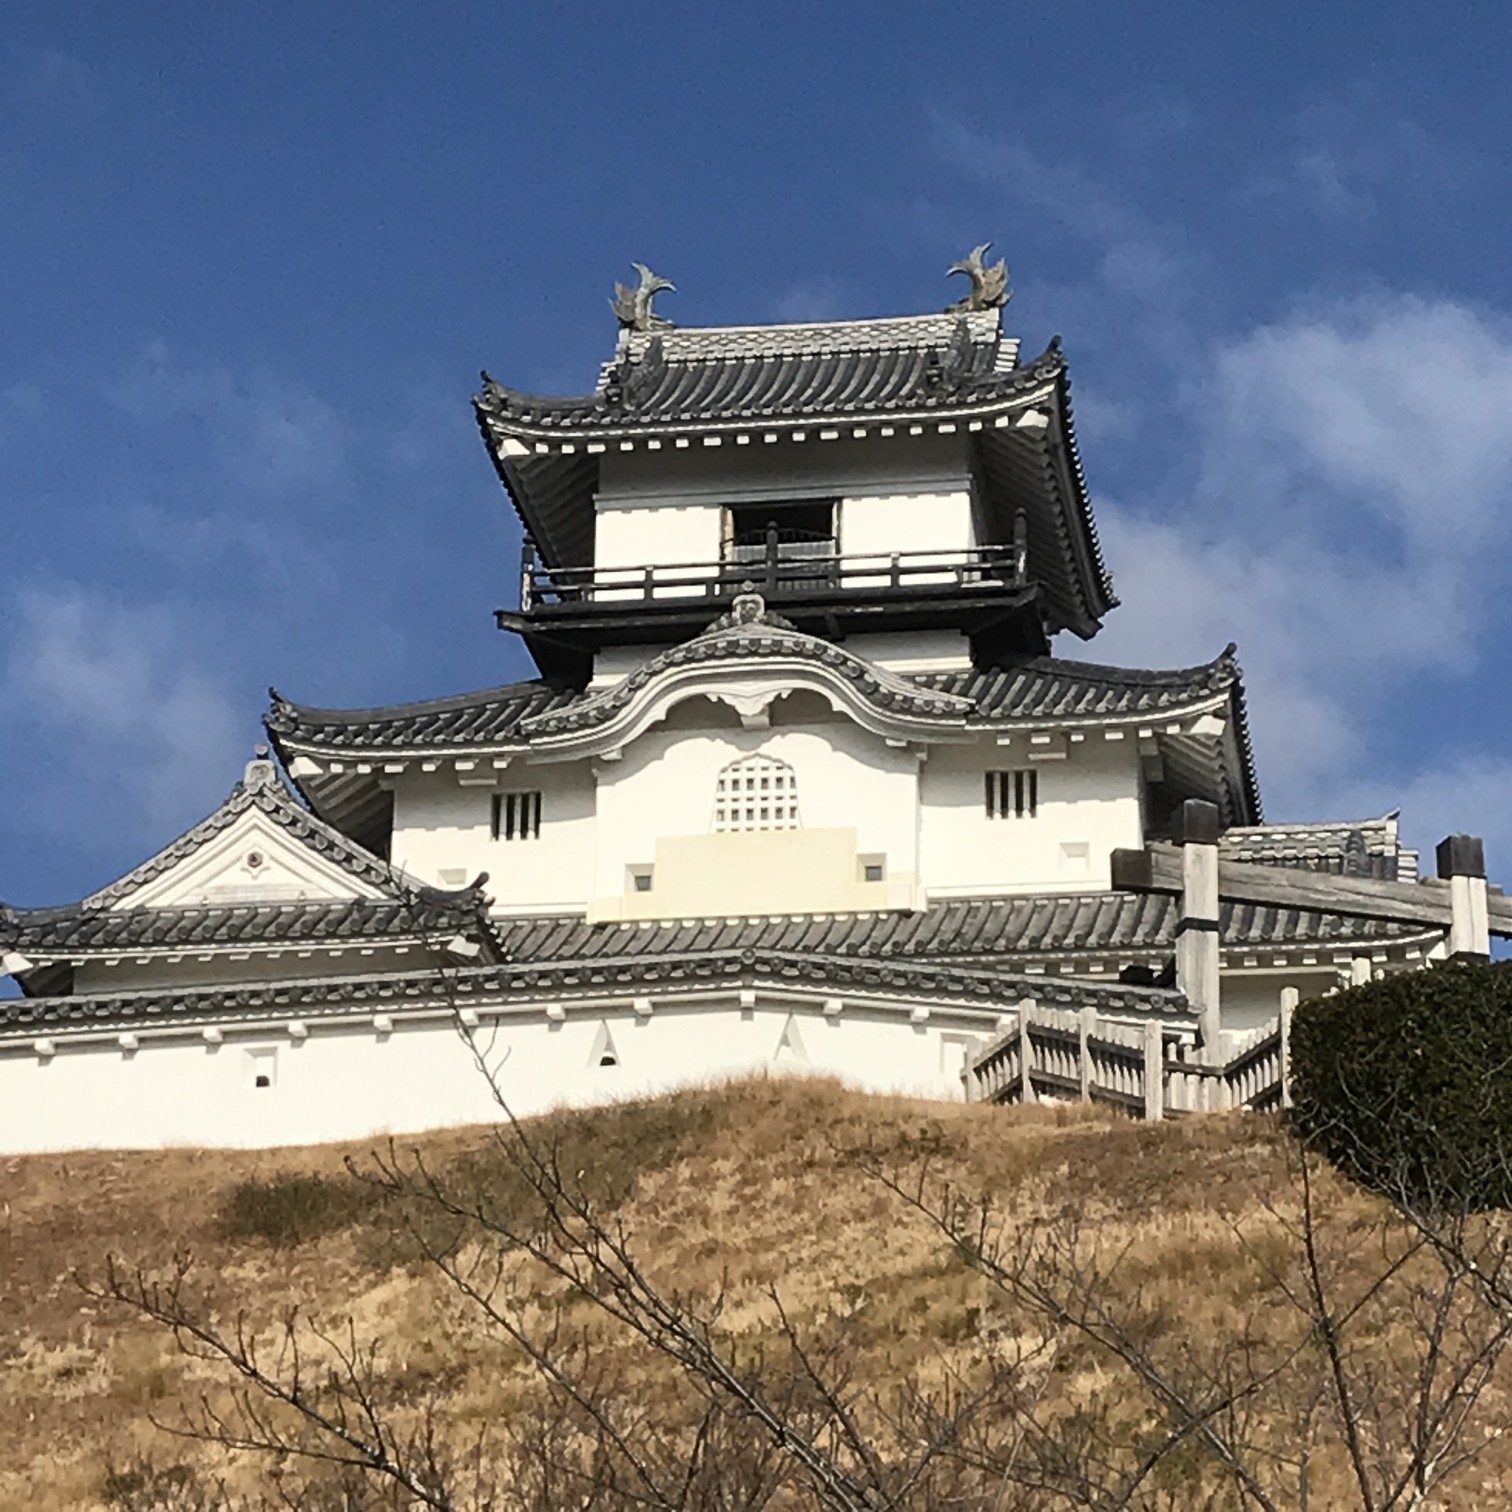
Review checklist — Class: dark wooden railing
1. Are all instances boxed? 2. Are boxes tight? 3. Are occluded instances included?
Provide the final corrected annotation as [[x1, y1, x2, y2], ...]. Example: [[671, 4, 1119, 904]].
[[519, 530, 1029, 614]]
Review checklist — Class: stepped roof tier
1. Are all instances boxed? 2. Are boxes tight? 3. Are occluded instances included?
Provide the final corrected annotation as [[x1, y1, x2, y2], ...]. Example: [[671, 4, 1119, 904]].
[[0, 886, 1450, 1042], [266, 611, 1261, 846], [475, 304, 1115, 646]]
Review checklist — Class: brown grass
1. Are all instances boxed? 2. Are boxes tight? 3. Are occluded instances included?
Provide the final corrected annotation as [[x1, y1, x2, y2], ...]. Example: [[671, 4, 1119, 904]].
[[4, 1074, 1511, 1509]]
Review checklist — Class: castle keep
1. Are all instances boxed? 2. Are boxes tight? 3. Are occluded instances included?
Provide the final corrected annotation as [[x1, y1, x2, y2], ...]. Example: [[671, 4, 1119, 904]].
[[3, 252, 1501, 1150]]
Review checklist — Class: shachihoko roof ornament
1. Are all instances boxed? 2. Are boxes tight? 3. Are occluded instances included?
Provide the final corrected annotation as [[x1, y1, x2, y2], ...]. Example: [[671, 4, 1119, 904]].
[[946, 243, 1010, 313], [611, 263, 676, 331]]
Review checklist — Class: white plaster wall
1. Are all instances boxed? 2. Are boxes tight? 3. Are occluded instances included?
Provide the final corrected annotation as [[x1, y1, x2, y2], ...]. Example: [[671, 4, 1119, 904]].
[[390, 764, 596, 914], [920, 736, 1145, 896], [0, 996, 998, 1154], [119, 811, 383, 910], [591, 712, 921, 918], [593, 433, 978, 577], [1218, 971, 1338, 1038], [839, 489, 975, 564], [594, 502, 722, 580]]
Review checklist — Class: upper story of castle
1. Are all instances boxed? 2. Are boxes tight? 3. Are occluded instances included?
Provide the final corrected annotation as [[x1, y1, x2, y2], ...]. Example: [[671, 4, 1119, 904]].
[[473, 249, 1115, 683]]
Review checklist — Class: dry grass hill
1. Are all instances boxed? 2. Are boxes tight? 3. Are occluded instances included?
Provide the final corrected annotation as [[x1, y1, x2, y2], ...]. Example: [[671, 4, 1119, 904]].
[[4, 1075, 1511, 1510]]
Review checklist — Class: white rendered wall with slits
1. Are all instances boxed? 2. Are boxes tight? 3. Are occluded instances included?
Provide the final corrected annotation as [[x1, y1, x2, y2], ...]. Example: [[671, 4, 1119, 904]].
[[0, 992, 1005, 1154]]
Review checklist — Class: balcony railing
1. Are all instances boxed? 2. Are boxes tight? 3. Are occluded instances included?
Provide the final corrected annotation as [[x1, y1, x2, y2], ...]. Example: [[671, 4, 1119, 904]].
[[518, 533, 1029, 614]]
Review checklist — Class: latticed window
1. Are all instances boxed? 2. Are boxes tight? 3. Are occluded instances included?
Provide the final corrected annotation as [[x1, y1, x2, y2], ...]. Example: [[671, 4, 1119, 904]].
[[713, 754, 800, 832]]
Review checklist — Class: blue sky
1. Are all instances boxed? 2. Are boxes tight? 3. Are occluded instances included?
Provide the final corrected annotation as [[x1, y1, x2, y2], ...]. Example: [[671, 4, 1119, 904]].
[[6, 3, 1512, 909]]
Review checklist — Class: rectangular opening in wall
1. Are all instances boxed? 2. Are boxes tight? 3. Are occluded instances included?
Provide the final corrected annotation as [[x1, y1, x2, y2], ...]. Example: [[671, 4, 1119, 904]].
[[492, 790, 542, 841], [985, 768, 1038, 819], [628, 866, 654, 894], [859, 854, 886, 883], [940, 1032, 976, 1078], [1059, 841, 1090, 876], [242, 1047, 277, 1091], [724, 499, 837, 569]]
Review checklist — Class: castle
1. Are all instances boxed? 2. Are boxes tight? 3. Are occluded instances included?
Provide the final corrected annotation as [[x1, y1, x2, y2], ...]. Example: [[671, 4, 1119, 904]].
[[2, 251, 1502, 1151]]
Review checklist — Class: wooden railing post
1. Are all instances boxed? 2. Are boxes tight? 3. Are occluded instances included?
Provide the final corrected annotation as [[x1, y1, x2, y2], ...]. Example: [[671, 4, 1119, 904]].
[[1078, 1005, 1096, 1103], [519, 534, 536, 611], [1143, 1020, 1164, 1121], [1279, 986, 1297, 1110], [1174, 799, 1223, 1062], [764, 524, 780, 597], [1437, 835, 1491, 961], [1019, 998, 1036, 1106]]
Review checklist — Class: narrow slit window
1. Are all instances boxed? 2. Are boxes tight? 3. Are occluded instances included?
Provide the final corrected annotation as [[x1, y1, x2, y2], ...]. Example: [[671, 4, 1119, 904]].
[[985, 769, 1038, 819], [492, 790, 543, 841]]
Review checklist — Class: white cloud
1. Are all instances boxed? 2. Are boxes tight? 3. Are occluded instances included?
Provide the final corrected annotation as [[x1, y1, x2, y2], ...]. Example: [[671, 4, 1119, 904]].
[[1091, 291, 1512, 845], [108, 340, 351, 500], [2, 584, 246, 843]]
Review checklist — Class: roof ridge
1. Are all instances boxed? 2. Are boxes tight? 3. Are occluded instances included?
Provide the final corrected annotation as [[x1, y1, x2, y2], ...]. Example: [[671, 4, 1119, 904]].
[[267, 677, 570, 728], [82, 760, 399, 910], [912, 645, 1238, 690]]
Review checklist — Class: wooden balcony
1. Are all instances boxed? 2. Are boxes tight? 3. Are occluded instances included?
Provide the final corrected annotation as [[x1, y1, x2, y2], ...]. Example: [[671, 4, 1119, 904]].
[[518, 534, 1029, 615]]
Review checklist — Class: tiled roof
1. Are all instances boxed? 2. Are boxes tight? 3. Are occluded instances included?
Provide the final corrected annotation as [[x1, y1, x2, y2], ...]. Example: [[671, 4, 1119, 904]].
[[491, 892, 1441, 966], [1220, 817, 1417, 882], [266, 648, 1244, 754], [474, 312, 1039, 435], [0, 948, 1184, 1037], [913, 648, 1241, 721], [521, 605, 976, 739], [266, 680, 581, 752], [1, 886, 1443, 1037], [71, 758, 396, 909], [0, 895, 491, 957]]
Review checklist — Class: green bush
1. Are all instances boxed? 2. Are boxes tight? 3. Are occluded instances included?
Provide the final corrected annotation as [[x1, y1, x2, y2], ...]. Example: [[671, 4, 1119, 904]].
[[1289, 960, 1512, 1212]]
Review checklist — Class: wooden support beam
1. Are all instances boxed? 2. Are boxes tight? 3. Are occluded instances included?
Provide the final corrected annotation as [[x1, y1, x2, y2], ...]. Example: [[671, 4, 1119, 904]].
[[1110, 843, 1512, 935]]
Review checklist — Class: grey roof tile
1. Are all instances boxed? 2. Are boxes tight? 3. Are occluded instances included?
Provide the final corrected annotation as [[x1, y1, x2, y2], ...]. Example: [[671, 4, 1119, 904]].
[[912, 648, 1241, 721], [487, 891, 1436, 965], [1220, 817, 1415, 881], [0, 947, 1186, 1037], [0, 895, 491, 956], [265, 648, 1245, 754], [474, 312, 1027, 435]]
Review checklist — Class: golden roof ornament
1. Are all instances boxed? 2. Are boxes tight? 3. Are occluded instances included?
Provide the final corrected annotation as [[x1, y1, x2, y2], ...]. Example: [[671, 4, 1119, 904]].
[[945, 242, 1010, 313], [612, 263, 676, 331]]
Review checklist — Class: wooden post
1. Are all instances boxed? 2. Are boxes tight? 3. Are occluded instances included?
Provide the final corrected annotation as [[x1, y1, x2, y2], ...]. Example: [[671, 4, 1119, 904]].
[[519, 534, 536, 611], [1018, 997, 1036, 1106], [1350, 955, 1373, 986], [1078, 1005, 1096, 1103], [1279, 986, 1298, 1110], [764, 522, 780, 597], [1143, 1019, 1164, 1122], [1174, 799, 1223, 1062], [1437, 835, 1490, 961]]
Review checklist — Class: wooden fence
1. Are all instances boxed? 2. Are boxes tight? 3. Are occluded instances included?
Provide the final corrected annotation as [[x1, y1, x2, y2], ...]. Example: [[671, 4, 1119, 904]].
[[965, 989, 1297, 1120]]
